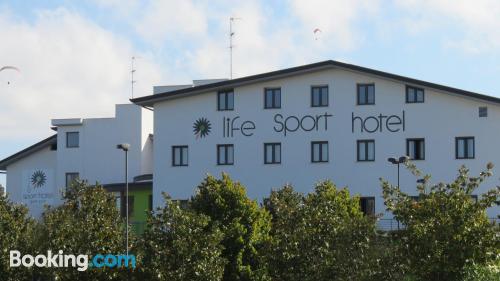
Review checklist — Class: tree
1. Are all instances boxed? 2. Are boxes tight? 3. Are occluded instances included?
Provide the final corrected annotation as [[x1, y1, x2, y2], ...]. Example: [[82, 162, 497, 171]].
[[190, 174, 272, 281], [0, 194, 37, 280], [381, 163, 500, 280], [139, 194, 226, 281], [37, 180, 132, 280], [264, 182, 377, 281]]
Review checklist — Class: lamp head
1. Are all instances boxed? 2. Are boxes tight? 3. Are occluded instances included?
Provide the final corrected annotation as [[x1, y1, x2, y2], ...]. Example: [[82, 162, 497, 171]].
[[387, 157, 397, 164], [399, 156, 409, 163], [116, 143, 130, 151]]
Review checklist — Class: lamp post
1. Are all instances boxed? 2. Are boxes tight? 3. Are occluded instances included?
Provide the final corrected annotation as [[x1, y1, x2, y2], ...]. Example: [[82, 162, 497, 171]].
[[387, 156, 409, 188], [116, 143, 130, 258]]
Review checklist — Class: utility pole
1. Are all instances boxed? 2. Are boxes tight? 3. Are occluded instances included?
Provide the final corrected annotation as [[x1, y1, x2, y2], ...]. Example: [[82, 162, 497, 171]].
[[229, 17, 241, 79]]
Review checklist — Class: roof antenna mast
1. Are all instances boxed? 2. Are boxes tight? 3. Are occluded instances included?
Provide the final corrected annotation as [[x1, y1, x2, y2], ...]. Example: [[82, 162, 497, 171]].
[[131, 56, 137, 99], [229, 17, 241, 79]]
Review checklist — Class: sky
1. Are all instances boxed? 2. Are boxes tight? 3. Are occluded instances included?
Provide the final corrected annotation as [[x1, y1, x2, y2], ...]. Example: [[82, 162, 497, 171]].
[[0, 0, 499, 187]]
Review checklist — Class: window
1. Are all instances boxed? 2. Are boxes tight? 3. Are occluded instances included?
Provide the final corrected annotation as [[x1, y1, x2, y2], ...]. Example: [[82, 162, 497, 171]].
[[357, 140, 375, 161], [311, 141, 329, 163], [217, 144, 234, 165], [456, 137, 475, 159], [264, 143, 281, 164], [65, 172, 79, 188], [66, 132, 79, 148], [407, 138, 425, 160], [114, 192, 121, 212], [406, 85, 425, 103], [264, 88, 281, 109], [311, 86, 328, 107], [172, 146, 188, 166], [360, 197, 375, 216], [148, 195, 153, 211], [479, 106, 488, 117], [357, 84, 375, 105], [121, 195, 134, 217], [217, 90, 234, 111]]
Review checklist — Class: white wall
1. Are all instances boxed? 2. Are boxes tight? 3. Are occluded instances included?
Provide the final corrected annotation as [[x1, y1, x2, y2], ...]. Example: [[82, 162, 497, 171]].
[[153, 68, 500, 218], [6, 146, 56, 218]]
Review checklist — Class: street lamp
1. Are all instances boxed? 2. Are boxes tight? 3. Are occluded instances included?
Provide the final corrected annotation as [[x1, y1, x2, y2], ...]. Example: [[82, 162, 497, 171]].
[[387, 156, 409, 188], [116, 143, 130, 258]]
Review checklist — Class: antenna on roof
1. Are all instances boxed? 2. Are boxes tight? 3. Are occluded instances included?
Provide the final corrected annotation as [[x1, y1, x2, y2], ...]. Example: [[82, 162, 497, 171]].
[[131, 56, 137, 99], [229, 17, 241, 80]]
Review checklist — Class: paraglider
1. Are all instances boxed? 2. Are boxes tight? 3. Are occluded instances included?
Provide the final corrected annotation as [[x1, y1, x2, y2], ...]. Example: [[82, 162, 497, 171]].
[[313, 28, 322, 40], [0, 66, 20, 84]]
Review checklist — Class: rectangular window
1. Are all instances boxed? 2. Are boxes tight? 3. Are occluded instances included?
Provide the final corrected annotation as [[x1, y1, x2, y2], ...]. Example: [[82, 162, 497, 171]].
[[148, 194, 153, 211], [172, 146, 188, 166], [65, 172, 79, 188], [114, 192, 121, 212], [406, 85, 425, 103], [360, 197, 375, 216], [357, 84, 375, 105], [217, 144, 234, 165], [407, 138, 425, 160], [121, 195, 134, 217], [456, 137, 475, 159], [66, 132, 79, 148], [479, 106, 488, 117], [311, 141, 329, 163], [311, 86, 328, 107], [264, 143, 281, 164], [217, 90, 234, 111], [357, 140, 375, 161], [264, 88, 281, 109]]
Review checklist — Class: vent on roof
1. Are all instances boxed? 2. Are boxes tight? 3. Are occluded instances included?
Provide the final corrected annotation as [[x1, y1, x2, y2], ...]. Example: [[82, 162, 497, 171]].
[[479, 106, 488, 117]]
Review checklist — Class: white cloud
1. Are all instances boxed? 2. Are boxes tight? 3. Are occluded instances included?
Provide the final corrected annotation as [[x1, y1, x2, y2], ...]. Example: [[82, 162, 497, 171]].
[[0, 7, 163, 140], [394, 0, 500, 53]]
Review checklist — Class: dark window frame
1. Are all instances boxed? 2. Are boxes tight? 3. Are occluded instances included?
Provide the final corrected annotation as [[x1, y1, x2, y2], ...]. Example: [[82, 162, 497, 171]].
[[217, 144, 234, 165], [264, 142, 281, 164], [356, 83, 375, 105], [66, 131, 79, 148], [479, 106, 488, 117], [406, 85, 425, 103], [311, 141, 329, 163], [148, 194, 153, 211], [359, 197, 375, 216], [65, 172, 79, 188], [406, 138, 426, 160], [310, 85, 329, 107], [357, 139, 375, 162], [172, 145, 189, 166], [455, 137, 475, 159], [121, 195, 134, 217], [264, 88, 281, 109], [217, 89, 234, 111]]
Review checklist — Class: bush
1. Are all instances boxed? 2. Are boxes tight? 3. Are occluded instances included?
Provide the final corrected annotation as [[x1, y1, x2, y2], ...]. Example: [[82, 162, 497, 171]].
[[264, 182, 377, 281], [381, 163, 500, 280], [0, 194, 37, 280], [140, 194, 225, 281]]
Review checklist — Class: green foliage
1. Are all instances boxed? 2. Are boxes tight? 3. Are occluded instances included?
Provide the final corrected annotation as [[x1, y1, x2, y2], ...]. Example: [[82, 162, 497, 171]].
[[264, 182, 377, 281], [0, 194, 37, 280], [139, 194, 225, 281], [381, 163, 500, 280], [190, 173, 271, 281], [37, 180, 131, 280], [462, 256, 500, 281]]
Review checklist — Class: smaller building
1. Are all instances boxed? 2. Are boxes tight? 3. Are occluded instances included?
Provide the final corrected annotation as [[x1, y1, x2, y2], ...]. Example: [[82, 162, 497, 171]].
[[0, 104, 153, 228]]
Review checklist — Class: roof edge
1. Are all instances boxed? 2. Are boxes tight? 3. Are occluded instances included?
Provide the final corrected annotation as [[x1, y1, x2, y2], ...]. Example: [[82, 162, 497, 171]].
[[0, 134, 57, 170], [131, 60, 500, 106]]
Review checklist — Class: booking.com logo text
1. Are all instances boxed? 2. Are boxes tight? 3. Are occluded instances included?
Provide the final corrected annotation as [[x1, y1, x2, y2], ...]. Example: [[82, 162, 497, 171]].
[[10, 250, 136, 271]]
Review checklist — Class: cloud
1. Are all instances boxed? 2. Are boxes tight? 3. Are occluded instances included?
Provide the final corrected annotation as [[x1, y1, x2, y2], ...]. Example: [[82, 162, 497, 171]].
[[0, 7, 163, 140], [394, 0, 500, 53]]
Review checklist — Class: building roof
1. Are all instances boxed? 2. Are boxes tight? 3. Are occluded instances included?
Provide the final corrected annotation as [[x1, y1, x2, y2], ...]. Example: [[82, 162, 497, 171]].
[[131, 60, 500, 107], [0, 134, 57, 170]]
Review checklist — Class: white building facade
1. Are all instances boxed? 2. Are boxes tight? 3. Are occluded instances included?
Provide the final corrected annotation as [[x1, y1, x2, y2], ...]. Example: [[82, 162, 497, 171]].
[[0, 104, 153, 217], [132, 60, 500, 218]]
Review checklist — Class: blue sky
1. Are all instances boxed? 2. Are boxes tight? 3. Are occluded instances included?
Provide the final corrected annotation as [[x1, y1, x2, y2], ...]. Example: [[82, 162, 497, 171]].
[[1, 0, 499, 187]]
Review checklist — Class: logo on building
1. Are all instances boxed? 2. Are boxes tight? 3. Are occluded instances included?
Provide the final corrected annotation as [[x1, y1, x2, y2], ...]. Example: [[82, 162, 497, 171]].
[[193, 117, 211, 139], [30, 170, 47, 190]]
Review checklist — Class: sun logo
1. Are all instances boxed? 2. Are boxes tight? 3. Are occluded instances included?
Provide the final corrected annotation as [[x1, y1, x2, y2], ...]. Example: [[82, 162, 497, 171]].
[[30, 170, 46, 189], [193, 117, 212, 139]]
